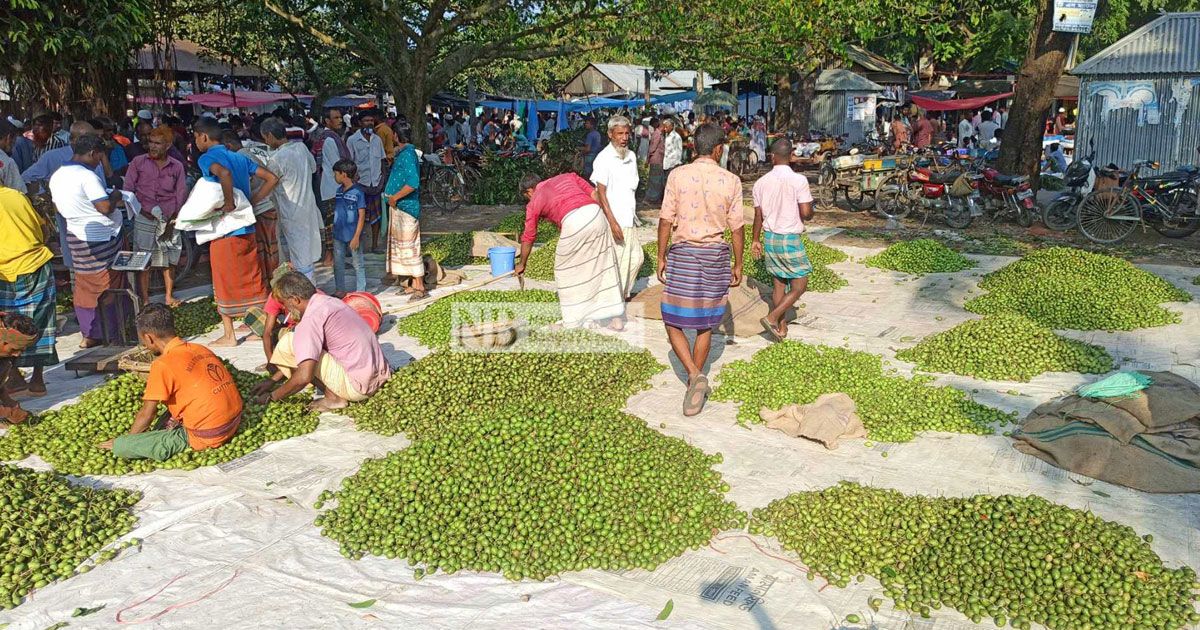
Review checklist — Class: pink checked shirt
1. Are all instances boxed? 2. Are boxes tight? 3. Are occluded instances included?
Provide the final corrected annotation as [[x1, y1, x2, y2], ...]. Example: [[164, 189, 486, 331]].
[[659, 157, 745, 244]]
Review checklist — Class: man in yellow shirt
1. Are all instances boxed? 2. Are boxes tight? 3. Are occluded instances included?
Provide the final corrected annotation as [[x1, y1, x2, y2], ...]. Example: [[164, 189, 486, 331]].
[[0, 184, 56, 398]]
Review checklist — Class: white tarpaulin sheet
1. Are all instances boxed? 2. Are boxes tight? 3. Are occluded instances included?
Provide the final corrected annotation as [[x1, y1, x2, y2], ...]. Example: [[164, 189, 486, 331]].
[[3, 238, 1200, 629]]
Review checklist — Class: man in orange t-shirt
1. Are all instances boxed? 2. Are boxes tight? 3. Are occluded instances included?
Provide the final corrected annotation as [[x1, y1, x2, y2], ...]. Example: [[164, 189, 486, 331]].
[[99, 304, 243, 461]]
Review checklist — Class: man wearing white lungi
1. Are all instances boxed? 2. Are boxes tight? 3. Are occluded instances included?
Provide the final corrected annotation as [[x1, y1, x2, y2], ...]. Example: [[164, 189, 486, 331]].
[[516, 172, 625, 330], [261, 117, 323, 281], [590, 115, 644, 299]]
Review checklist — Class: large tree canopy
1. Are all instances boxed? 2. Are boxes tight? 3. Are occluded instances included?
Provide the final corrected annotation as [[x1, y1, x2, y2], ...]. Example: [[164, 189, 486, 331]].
[[1, 0, 154, 115]]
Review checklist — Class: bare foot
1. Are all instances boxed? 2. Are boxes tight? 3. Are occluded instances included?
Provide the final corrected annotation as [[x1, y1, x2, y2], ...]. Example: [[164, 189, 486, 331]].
[[79, 338, 103, 349], [210, 335, 238, 347], [27, 381, 47, 396], [308, 397, 349, 412], [242, 333, 262, 342], [166, 298, 182, 308], [607, 317, 625, 332]]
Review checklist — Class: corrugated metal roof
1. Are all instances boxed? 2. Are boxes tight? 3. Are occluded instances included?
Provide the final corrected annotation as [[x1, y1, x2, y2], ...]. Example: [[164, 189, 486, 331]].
[[845, 46, 908, 75], [816, 69, 883, 92], [1073, 12, 1200, 76], [585, 64, 717, 94]]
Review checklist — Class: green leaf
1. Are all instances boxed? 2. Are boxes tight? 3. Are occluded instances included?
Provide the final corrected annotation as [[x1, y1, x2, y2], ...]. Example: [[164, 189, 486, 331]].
[[656, 599, 674, 621], [71, 605, 105, 617], [348, 599, 377, 609], [1092, 490, 1111, 498]]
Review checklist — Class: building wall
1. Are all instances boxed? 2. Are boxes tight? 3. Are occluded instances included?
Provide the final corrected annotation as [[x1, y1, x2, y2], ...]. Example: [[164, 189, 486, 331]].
[[1076, 74, 1200, 172], [812, 91, 877, 142]]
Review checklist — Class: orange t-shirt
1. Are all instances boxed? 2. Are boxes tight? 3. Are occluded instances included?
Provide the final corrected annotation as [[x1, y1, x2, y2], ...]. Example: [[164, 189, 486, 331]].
[[143, 338, 244, 450]]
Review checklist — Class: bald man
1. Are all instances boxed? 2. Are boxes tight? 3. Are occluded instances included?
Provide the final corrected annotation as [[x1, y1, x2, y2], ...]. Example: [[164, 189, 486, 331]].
[[22, 121, 105, 189]]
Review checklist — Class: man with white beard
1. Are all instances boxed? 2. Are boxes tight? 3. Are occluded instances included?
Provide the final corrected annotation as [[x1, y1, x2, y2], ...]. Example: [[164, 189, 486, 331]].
[[589, 115, 643, 299]]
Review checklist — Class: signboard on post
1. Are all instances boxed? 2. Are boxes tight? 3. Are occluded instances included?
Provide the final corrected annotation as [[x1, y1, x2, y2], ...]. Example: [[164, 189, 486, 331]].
[[1053, 0, 1099, 33]]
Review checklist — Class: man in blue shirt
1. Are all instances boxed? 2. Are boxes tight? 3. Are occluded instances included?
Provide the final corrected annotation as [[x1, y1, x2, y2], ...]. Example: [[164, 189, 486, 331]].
[[193, 117, 279, 347], [581, 117, 603, 179], [22, 121, 106, 190]]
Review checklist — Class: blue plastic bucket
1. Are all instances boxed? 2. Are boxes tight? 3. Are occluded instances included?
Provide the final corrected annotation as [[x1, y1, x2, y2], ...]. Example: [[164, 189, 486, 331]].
[[488, 246, 516, 276]]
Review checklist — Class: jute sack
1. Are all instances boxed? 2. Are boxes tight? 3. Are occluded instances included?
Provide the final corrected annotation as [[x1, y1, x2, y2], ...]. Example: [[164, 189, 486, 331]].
[[471, 231, 519, 258], [628, 277, 796, 338], [1012, 371, 1200, 493], [760, 393, 866, 449]]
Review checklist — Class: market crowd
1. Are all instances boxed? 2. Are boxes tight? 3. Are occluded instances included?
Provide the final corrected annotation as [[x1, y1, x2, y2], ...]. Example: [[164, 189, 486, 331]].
[[0, 102, 806, 449]]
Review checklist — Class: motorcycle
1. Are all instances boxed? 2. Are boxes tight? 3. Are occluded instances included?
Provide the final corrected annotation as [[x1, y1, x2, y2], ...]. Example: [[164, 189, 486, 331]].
[[977, 168, 1036, 227], [1042, 143, 1096, 231], [876, 164, 982, 229]]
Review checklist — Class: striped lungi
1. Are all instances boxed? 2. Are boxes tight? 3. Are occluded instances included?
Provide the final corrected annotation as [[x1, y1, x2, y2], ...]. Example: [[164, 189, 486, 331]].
[[0, 262, 58, 367], [556, 204, 625, 327], [210, 232, 267, 317], [65, 231, 126, 341], [661, 242, 731, 330], [132, 213, 183, 268], [254, 209, 282, 284], [762, 231, 813, 279], [364, 192, 382, 226], [387, 208, 423, 277]]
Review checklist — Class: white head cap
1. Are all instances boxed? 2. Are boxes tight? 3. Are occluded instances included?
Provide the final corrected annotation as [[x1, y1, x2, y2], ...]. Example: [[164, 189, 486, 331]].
[[136, 109, 153, 121]]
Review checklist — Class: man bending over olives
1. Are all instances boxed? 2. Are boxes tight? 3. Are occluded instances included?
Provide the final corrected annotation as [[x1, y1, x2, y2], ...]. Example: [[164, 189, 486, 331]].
[[99, 304, 244, 460], [253, 271, 391, 411]]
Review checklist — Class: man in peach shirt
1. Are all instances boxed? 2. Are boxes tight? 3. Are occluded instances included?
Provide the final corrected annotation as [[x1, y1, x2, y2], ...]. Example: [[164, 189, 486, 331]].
[[655, 123, 745, 417]]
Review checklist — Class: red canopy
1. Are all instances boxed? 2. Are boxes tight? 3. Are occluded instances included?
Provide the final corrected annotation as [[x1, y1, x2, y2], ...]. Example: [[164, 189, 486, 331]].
[[911, 92, 1013, 112]]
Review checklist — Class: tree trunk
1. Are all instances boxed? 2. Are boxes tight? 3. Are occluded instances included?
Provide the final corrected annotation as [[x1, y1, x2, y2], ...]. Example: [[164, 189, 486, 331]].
[[793, 69, 818, 135], [997, 0, 1076, 184], [404, 89, 431, 152], [774, 73, 793, 132]]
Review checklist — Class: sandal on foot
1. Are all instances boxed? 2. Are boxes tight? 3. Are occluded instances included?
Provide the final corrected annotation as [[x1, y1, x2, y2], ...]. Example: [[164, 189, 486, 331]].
[[760, 317, 782, 342], [683, 374, 709, 417], [0, 405, 30, 425]]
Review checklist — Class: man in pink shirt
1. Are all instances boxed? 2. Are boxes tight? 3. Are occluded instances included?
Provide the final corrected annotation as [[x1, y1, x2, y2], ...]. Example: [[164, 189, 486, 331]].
[[253, 272, 391, 411], [751, 139, 814, 341], [656, 123, 745, 416], [913, 112, 934, 149], [123, 126, 188, 307], [515, 171, 626, 328]]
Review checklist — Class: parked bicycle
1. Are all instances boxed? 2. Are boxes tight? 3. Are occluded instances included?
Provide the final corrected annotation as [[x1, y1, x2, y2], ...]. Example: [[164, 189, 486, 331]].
[[1076, 155, 1200, 244], [420, 152, 469, 214], [1041, 142, 1096, 231]]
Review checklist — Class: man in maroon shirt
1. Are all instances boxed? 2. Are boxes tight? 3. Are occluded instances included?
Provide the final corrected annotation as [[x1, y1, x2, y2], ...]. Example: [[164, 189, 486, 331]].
[[516, 172, 626, 329]]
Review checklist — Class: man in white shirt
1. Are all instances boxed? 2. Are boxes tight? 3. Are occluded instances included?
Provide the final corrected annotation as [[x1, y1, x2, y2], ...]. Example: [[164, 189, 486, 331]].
[[662, 119, 683, 173], [978, 116, 1001, 146], [262, 117, 323, 281], [0, 120, 26, 193], [314, 108, 350, 265], [957, 111, 975, 149], [347, 112, 387, 251], [589, 115, 643, 299], [48, 134, 127, 347]]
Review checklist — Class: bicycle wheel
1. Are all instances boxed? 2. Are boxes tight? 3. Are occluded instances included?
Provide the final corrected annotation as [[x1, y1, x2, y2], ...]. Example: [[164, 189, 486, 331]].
[[1041, 195, 1079, 231], [430, 168, 463, 214], [1151, 190, 1200, 238], [944, 199, 974, 229], [816, 164, 838, 209], [875, 176, 913, 220], [1076, 190, 1140, 244], [845, 185, 873, 212]]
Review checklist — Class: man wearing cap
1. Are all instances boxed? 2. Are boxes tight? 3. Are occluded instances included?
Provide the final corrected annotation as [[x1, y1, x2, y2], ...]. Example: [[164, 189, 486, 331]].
[[1054, 108, 1069, 135]]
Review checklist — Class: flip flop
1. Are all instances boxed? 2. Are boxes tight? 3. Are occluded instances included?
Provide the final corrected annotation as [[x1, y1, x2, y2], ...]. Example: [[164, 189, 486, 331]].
[[0, 405, 30, 425], [760, 317, 782, 342], [408, 290, 429, 302], [683, 374, 710, 417]]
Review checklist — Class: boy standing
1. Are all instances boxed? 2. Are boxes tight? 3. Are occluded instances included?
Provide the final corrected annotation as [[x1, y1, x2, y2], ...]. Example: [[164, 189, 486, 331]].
[[751, 139, 814, 341], [331, 159, 367, 295], [656, 123, 745, 417], [99, 304, 243, 461]]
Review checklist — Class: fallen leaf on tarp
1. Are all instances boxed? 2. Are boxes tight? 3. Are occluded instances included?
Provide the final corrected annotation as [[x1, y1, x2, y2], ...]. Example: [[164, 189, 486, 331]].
[[349, 599, 376, 609], [656, 599, 673, 621], [71, 605, 105, 617], [44, 623, 69, 630], [1092, 490, 1111, 498]]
